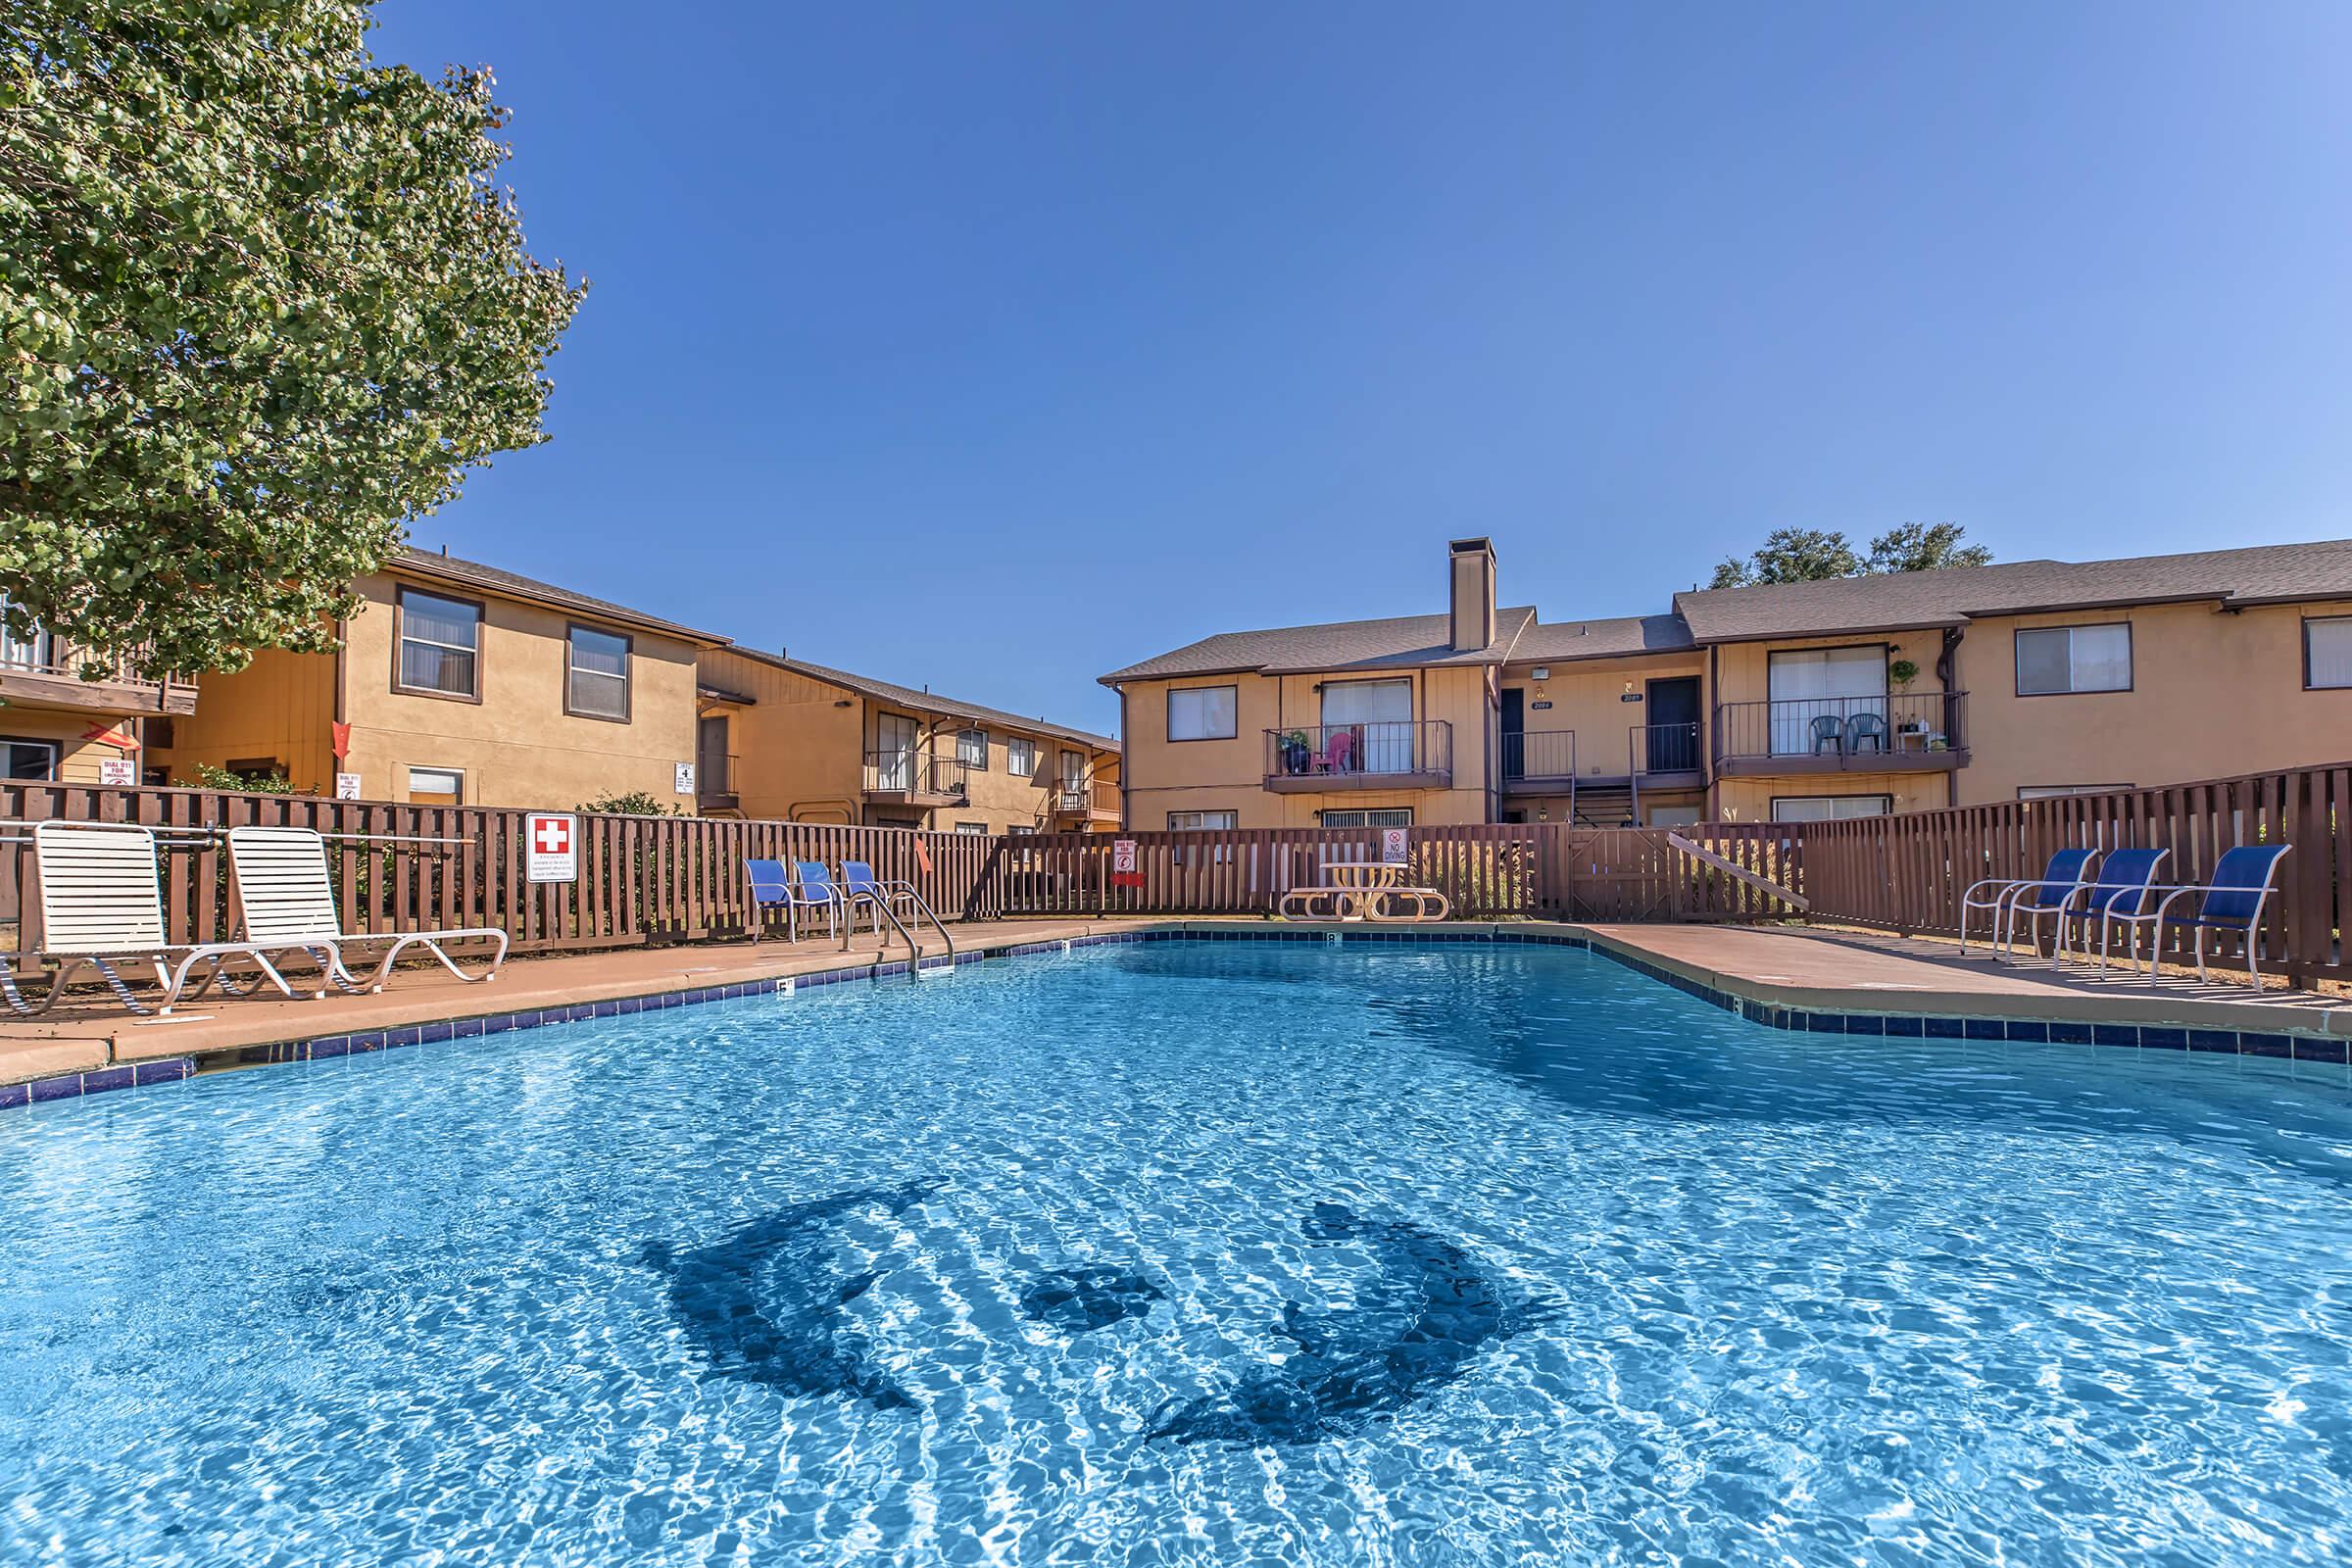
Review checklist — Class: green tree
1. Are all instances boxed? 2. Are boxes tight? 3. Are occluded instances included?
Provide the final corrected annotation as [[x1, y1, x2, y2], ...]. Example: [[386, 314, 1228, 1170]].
[[1709, 522, 1991, 588], [1707, 527, 1864, 589], [0, 0, 584, 677], [1865, 520, 1993, 575]]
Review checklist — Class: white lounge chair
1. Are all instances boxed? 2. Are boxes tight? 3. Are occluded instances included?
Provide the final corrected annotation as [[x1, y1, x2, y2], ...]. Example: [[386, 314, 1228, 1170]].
[[227, 825, 508, 993], [0, 821, 302, 1016]]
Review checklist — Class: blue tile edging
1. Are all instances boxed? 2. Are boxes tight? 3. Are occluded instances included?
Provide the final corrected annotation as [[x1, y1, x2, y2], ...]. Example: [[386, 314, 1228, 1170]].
[[10, 922, 2344, 1111]]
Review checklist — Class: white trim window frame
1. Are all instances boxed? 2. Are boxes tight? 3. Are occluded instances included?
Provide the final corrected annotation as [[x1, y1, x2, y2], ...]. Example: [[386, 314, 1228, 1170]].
[[1006, 736, 1038, 777], [1770, 794, 1891, 822]]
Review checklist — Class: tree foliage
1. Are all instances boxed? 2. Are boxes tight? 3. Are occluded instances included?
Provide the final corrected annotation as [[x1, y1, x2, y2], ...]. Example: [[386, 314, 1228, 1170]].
[[1709, 522, 1991, 589], [576, 789, 681, 817], [0, 0, 583, 676]]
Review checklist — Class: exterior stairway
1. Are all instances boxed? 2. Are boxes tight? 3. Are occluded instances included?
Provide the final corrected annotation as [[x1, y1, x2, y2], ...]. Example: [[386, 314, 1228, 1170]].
[[1570, 781, 1639, 827]]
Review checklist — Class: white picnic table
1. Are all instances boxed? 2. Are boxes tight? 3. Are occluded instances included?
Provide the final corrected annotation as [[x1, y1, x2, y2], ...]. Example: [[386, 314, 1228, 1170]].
[[1277, 858, 1449, 923]]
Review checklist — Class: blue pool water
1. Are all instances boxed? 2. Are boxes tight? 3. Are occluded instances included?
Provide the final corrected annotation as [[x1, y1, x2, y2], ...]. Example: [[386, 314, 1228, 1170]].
[[3, 941, 2350, 1566]]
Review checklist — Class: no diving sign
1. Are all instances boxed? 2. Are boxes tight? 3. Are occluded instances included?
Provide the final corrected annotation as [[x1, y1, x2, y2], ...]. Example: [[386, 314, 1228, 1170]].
[[527, 812, 577, 883], [1111, 838, 1144, 889]]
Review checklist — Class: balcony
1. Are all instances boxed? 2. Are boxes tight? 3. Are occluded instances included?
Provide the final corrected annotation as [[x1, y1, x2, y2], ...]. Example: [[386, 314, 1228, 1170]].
[[0, 642, 198, 717], [1052, 777, 1120, 822], [1714, 692, 1969, 775], [1263, 721, 1451, 793], [861, 751, 970, 807], [1501, 724, 1704, 793]]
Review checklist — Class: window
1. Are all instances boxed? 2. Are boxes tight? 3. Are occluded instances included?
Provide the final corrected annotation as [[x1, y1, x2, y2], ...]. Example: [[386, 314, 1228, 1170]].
[[2019, 784, 2132, 800], [1767, 647, 1886, 755], [0, 593, 49, 669], [955, 821, 988, 835], [2306, 616, 2352, 689], [566, 625, 631, 720], [1167, 810, 1238, 830], [1320, 678, 1415, 771], [1167, 685, 1237, 741], [1771, 794, 1891, 822], [957, 728, 989, 769], [395, 588, 482, 699], [2, 738, 58, 780], [1318, 808, 1413, 828], [1007, 737, 1037, 777], [406, 765, 464, 806], [2015, 623, 2131, 695], [1647, 805, 1703, 827], [1008, 824, 1037, 836]]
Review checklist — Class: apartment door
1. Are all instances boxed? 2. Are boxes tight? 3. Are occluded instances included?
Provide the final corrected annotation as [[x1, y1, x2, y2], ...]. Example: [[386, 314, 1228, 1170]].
[[1645, 677, 1700, 770], [1322, 678, 1414, 773], [697, 715, 730, 797], [1500, 687, 1525, 779], [1767, 648, 1886, 755], [875, 713, 916, 790]]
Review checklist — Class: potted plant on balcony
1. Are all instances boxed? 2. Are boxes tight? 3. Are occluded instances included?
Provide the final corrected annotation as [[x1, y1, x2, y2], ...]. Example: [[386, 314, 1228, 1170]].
[[1281, 730, 1310, 775], [1887, 659, 1924, 742]]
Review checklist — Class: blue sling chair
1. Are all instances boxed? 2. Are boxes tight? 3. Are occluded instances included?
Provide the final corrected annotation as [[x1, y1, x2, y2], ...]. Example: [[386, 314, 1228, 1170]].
[[2054, 847, 2170, 972], [839, 860, 920, 937], [2096, 843, 2293, 987], [1958, 847, 2098, 962], [744, 858, 847, 944]]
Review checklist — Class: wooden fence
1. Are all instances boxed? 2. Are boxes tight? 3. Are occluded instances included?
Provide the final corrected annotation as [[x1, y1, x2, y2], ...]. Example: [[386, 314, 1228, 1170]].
[[995, 823, 1804, 923], [0, 782, 1003, 957], [1792, 762, 2351, 985]]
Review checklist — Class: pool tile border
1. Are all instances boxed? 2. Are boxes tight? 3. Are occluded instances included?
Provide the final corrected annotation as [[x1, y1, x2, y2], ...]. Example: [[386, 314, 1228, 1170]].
[[8, 923, 2345, 1112]]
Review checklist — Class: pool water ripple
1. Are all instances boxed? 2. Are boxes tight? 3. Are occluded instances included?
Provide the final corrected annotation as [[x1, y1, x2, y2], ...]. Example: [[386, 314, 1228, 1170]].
[[1, 941, 2349, 1565]]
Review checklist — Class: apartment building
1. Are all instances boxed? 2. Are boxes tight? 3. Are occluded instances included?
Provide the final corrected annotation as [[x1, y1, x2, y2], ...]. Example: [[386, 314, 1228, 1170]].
[[0, 594, 198, 785], [1105, 536, 2352, 829], [152, 549, 722, 808], [696, 648, 1120, 834]]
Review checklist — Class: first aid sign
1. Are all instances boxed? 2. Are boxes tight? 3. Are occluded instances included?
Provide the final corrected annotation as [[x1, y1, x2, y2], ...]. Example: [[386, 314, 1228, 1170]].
[[526, 812, 577, 883]]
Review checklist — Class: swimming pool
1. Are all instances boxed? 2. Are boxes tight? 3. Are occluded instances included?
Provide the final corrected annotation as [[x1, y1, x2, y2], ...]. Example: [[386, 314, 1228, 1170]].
[[2, 939, 2347, 1566]]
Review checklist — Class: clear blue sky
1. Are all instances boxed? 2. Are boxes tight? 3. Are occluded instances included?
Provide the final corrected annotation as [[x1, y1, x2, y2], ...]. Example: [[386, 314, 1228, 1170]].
[[372, 2, 2352, 736]]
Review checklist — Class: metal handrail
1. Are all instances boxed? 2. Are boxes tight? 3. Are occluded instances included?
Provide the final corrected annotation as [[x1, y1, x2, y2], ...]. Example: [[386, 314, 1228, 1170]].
[[839, 879, 958, 980]]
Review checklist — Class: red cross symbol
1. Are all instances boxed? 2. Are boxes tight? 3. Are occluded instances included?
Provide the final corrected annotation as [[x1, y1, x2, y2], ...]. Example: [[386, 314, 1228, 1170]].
[[533, 817, 570, 855]]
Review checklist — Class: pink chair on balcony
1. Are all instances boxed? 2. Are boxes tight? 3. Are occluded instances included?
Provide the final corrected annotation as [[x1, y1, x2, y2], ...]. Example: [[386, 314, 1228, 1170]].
[[1313, 729, 1355, 774]]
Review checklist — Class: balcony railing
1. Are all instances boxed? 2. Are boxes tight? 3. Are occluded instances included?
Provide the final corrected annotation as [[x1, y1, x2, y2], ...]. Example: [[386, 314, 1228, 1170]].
[[1263, 721, 1451, 790], [862, 751, 970, 800], [1715, 692, 1967, 767], [1629, 720, 1703, 774], [1500, 729, 1575, 781], [0, 640, 197, 714], [1054, 778, 1119, 816]]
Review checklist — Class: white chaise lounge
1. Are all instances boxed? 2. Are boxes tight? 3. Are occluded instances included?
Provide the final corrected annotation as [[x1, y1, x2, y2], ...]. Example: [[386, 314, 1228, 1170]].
[[0, 821, 303, 1016], [226, 825, 508, 994]]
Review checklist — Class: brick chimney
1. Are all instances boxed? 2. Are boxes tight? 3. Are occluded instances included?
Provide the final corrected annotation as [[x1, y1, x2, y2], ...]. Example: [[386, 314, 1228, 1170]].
[[1448, 537, 1496, 653]]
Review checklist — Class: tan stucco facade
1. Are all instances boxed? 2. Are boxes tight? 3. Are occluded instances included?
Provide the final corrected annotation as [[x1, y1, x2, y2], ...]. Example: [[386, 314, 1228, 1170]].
[[698, 648, 1119, 835], [1117, 666, 1495, 829], [1111, 592, 2352, 829], [157, 568, 707, 809]]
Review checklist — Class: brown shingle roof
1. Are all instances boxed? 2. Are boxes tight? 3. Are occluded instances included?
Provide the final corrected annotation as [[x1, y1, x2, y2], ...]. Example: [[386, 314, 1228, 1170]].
[[731, 649, 1118, 752], [1101, 606, 1539, 684], [1508, 613, 1695, 663], [1673, 539, 2352, 643], [395, 548, 727, 645]]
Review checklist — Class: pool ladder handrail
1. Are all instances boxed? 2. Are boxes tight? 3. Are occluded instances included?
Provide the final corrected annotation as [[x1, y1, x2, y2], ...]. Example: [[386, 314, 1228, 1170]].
[[840, 881, 957, 980]]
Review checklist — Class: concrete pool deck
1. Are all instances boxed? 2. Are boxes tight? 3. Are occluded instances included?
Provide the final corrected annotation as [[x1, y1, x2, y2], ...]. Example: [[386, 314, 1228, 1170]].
[[3, 917, 2347, 1096]]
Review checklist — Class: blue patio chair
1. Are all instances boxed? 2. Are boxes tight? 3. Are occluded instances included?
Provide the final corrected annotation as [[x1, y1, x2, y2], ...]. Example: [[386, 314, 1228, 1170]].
[[1843, 711, 1888, 756], [840, 859, 920, 936], [1958, 847, 2097, 961], [2055, 847, 2171, 971], [1809, 715, 1844, 756], [787, 860, 851, 943], [2106, 843, 2293, 987], [745, 858, 792, 944]]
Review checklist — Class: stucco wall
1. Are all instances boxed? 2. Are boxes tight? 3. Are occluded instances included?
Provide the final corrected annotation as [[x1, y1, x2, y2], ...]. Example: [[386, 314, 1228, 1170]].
[[150, 647, 338, 789], [1951, 598, 2352, 805], [1500, 652, 1709, 778], [1114, 664, 1493, 829], [700, 651, 866, 823]]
